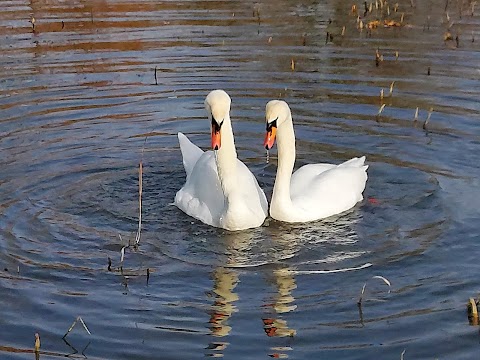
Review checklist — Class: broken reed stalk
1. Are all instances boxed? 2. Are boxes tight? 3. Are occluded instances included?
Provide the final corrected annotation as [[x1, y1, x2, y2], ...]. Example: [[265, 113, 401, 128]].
[[423, 107, 433, 129], [377, 103, 386, 115], [135, 161, 143, 245], [389, 81, 395, 96], [117, 137, 147, 268], [358, 275, 391, 304], [63, 316, 91, 338], [467, 297, 479, 325], [34, 333, 40, 352]]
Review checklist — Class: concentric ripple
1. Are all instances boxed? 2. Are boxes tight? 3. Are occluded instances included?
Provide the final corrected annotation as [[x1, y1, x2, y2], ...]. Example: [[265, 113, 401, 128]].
[[1, 0, 479, 359]]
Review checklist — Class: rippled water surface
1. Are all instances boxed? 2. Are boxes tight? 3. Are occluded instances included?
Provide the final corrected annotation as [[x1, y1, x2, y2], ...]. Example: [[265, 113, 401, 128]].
[[1, 0, 480, 359]]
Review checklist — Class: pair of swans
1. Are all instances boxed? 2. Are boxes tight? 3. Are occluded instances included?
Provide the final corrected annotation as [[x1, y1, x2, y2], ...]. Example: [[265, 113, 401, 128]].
[[175, 90, 368, 231]]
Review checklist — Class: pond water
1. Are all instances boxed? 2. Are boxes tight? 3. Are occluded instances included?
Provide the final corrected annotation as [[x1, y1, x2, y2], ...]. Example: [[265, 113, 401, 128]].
[[1, 0, 480, 359]]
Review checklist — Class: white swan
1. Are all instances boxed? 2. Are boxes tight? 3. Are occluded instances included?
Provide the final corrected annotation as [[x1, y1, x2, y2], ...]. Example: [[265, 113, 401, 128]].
[[175, 90, 268, 231], [263, 100, 368, 223]]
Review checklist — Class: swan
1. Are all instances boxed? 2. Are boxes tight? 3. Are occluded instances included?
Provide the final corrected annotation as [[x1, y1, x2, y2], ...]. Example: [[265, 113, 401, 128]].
[[175, 90, 268, 231], [263, 100, 368, 223]]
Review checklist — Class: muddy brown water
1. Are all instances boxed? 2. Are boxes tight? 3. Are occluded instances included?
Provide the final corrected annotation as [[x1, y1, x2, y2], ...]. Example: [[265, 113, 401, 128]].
[[1, 0, 480, 359]]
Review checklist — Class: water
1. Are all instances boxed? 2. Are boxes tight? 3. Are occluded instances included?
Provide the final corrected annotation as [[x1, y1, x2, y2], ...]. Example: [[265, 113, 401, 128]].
[[1, 0, 480, 358]]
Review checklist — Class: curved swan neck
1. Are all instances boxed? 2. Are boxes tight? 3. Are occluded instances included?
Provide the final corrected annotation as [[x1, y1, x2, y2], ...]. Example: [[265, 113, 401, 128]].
[[272, 113, 295, 204], [216, 114, 238, 198]]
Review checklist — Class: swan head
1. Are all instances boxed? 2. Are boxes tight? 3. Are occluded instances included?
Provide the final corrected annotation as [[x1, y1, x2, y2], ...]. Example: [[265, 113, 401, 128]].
[[205, 90, 232, 150], [264, 100, 291, 150]]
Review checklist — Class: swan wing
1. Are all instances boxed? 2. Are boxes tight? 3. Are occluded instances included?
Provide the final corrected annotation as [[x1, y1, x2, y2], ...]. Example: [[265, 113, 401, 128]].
[[175, 153, 268, 229], [178, 132, 204, 179], [291, 157, 368, 220], [175, 151, 225, 227], [290, 163, 336, 199]]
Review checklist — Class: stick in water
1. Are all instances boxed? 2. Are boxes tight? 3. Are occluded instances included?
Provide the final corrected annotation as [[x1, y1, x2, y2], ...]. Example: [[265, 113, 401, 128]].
[[135, 161, 143, 245], [358, 275, 391, 304], [63, 316, 92, 338]]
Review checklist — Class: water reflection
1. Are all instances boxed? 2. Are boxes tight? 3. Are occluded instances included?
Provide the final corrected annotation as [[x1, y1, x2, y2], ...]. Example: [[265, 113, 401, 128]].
[[263, 266, 296, 358], [204, 228, 301, 358], [201, 209, 374, 357], [205, 265, 298, 358], [206, 267, 239, 357]]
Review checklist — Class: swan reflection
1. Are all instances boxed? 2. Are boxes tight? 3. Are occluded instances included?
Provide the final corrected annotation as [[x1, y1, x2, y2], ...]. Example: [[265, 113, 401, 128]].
[[204, 208, 365, 357]]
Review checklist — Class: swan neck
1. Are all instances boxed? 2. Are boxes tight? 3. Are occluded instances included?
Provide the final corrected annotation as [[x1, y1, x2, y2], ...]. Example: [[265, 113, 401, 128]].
[[216, 115, 238, 198], [272, 114, 295, 203]]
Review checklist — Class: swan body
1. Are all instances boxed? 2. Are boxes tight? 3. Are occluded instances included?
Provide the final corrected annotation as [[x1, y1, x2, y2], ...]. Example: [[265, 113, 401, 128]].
[[264, 100, 368, 223], [175, 90, 268, 231]]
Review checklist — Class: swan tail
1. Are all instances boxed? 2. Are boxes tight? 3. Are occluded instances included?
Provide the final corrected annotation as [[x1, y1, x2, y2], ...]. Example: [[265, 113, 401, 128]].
[[340, 156, 367, 168], [178, 132, 204, 177]]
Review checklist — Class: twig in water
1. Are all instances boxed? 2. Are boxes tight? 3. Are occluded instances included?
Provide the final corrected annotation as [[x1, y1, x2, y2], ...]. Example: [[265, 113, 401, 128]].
[[154, 67, 158, 85], [358, 275, 391, 304], [389, 81, 395, 96], [378, 104, 386, 115], [291, 58, 295, 71], [380, 88, 384, 101], [147, 268, 150, 285], [120, 244, 127, 268], [401, 349, 406, 360], [467, 297, 479, 325], [423, 107, 433, 129], [119, 233, 128, 269], [34, 333, 40, 352], [108, 257, 112, 271], [414, 107, 419, 122], [135, 161, 143, 245], [63, 316, 91, 338], [375, 49, 383, 67]]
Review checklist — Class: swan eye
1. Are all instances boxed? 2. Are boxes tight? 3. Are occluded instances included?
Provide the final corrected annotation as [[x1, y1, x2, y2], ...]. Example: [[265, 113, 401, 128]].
[[266, 118, 277, 131]]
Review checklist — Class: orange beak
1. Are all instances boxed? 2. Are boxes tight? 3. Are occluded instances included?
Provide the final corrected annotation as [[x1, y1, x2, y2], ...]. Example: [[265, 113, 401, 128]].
[[264, 121, 277, 150], [211, 118, 222, 150]]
